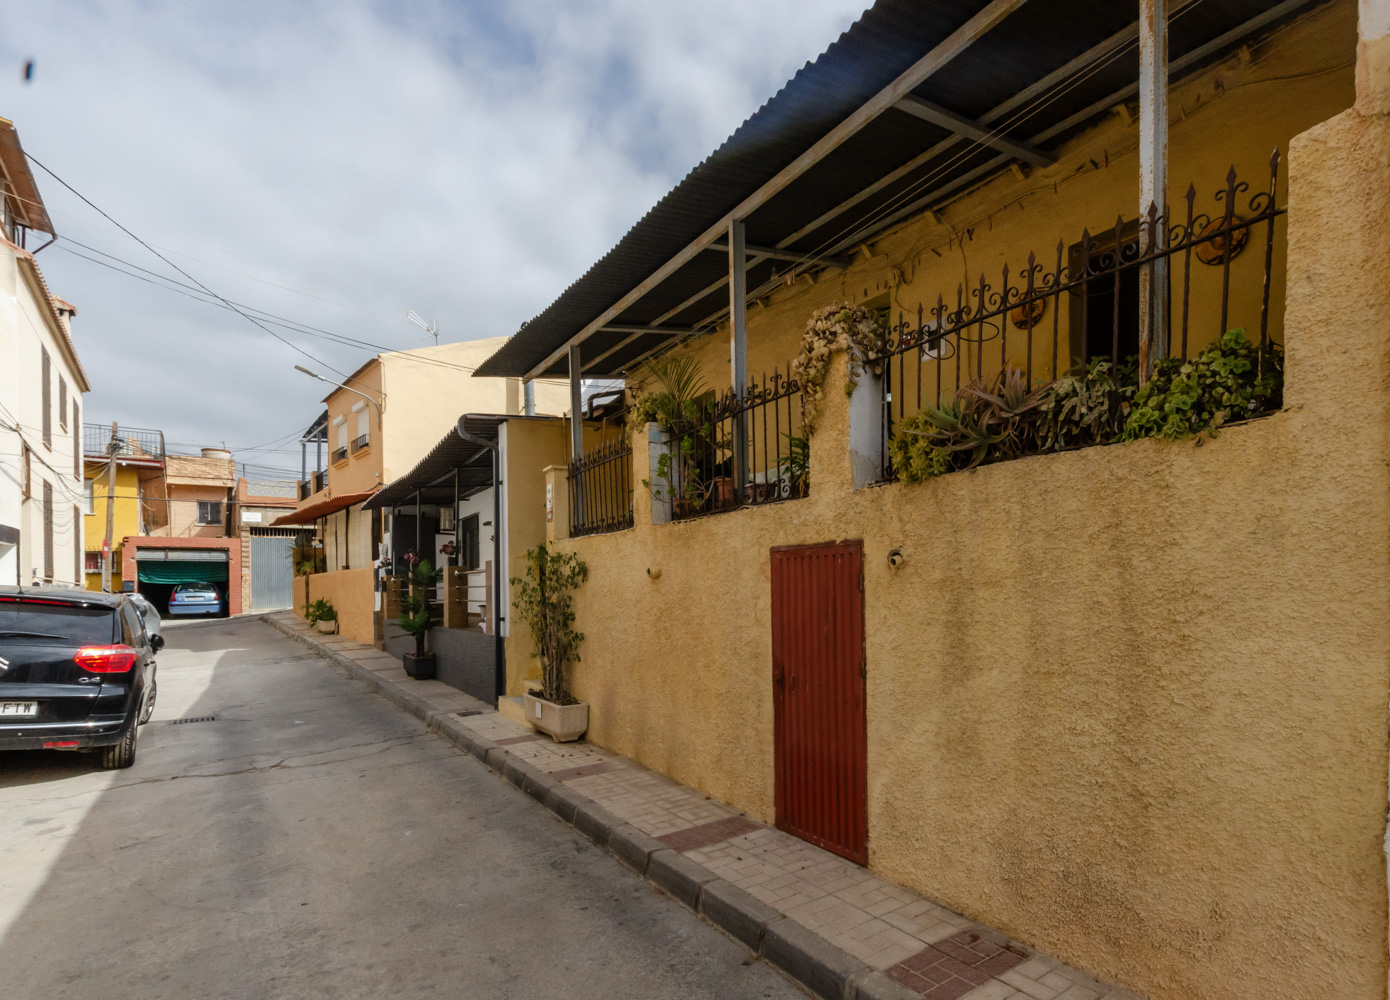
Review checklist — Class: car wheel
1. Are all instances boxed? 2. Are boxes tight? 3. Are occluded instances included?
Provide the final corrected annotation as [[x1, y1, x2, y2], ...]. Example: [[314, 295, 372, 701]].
[[139, 675, 157, 725], [100, 722, 138, 770]]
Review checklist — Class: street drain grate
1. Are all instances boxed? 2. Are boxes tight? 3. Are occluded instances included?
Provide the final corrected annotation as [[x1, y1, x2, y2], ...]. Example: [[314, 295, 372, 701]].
[[169, 715, 216, 725]]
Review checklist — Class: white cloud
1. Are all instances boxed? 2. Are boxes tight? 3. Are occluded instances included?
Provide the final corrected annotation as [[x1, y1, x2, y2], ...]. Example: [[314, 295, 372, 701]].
[[0, 0, 864, 474]]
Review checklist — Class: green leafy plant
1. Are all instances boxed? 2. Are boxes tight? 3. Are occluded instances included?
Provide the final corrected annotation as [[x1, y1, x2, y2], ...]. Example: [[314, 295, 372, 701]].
[[510, 544, 588, 704], [1034, 357, 1137, 453], [1121, 329, 1283, 442], [396, 559, 436, 658], [630, 354, 708, 433], [784, 434, 810, 497], [888, 368, 1046, 482], [888, 331, 1284, 483], [306, 598, 336, 625]]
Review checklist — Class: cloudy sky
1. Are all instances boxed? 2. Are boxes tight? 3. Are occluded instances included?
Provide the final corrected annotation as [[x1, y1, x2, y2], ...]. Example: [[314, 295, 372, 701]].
[[1, 0, 864, 479]]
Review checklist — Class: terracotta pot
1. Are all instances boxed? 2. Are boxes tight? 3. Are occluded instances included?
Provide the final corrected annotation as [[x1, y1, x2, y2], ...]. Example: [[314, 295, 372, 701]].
[[523, 693, 589, 743], [403, 651, 436, 680]]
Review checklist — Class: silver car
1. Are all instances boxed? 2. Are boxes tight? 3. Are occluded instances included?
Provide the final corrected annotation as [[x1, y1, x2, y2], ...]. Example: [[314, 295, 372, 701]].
[[168, 583, 222, 616]]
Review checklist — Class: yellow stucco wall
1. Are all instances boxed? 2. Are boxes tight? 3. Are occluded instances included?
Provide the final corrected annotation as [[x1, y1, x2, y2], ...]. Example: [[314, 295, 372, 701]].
[[293, 567, 376, 645], [542, 13, 1388, 999], [326, 360, 385, 496], [83, 463, 141, 591], [502, 418, 571, 689]]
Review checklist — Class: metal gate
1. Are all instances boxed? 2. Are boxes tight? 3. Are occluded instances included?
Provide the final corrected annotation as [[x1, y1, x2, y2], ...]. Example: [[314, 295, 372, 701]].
[[250, 536, 295, 611], [770, 540, 867, 864]]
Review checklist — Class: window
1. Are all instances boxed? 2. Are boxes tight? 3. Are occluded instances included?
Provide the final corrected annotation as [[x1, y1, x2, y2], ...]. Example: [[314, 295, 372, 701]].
[[21, 445, 30, 499], [59, 377, 67, 429], [1069, 222, 1140, 365], [41, 348, 51, 448], [333, 421, 349, 462], [83, 478, 95, 515], [72, 402, 80, 478], [352, 407, 370, 451], [197, 500, 223, 526], [42, 480, 53, 580], [85, 551, 102, 572], [73, 506, 80, 583], [460, 514, 480, 571]]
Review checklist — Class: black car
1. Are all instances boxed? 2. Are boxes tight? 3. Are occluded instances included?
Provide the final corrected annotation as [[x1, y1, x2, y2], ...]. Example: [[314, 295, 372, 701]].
[[0, 586, 162, 769]]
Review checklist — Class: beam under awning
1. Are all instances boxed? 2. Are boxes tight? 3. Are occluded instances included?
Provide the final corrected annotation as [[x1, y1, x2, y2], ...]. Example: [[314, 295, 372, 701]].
[[893, 95, 1055, 167]]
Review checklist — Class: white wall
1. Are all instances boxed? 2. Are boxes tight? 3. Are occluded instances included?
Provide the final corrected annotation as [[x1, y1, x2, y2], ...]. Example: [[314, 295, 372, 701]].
[[0, 244, 85, 588]]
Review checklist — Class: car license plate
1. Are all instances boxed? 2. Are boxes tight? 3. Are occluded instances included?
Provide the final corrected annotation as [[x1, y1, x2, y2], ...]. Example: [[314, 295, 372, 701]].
[[0, 702, 38, 717]]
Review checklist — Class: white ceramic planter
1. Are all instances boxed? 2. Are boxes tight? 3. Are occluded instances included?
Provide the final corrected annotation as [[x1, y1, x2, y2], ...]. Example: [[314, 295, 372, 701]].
[[314, 620, 338, 634], [523, 694, 589, 743]]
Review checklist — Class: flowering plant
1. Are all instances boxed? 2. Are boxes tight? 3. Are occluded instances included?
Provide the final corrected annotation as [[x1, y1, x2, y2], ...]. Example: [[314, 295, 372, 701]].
[[791, 303, 886, 433], [439, 541, 456, 557]]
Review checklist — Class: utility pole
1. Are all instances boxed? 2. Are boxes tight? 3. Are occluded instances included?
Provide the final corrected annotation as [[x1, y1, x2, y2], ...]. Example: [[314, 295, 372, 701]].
[[101, 422, 119, 594]]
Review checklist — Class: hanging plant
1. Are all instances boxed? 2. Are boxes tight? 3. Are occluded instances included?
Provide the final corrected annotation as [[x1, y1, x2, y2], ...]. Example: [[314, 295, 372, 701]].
[[790, 303, 886, 433]]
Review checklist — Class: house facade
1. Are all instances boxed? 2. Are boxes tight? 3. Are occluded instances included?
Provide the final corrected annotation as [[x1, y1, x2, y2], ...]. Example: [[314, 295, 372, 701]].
[[0, 117, 89, 588], [475, 2, 1390, 998], [280, 337, 569, 645]]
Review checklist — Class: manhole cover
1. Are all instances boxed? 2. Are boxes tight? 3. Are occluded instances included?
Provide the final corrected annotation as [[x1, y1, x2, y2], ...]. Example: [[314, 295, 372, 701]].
[[169, 716, 216, 725]]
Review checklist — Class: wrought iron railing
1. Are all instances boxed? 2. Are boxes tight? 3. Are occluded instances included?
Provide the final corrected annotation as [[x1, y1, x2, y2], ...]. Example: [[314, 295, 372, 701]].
[[569, 438, 634, 537], [869, 155, 1286, 480], [331, 446, 348, 464], [661, 371, 807, 522], [351, 434, 370, 453]]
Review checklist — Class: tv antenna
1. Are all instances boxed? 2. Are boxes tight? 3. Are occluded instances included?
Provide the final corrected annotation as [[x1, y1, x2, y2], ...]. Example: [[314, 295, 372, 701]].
[[406, 310, 438, 346]]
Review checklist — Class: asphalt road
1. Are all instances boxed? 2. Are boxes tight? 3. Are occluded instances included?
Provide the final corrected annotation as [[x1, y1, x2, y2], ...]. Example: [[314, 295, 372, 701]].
[[0, 617, 803, 1000]]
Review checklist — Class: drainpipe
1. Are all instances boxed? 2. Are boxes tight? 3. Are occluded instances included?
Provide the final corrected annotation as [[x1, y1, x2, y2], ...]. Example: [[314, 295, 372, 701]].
[[524, 380, 536, 417], [456, 418, 505, 704]]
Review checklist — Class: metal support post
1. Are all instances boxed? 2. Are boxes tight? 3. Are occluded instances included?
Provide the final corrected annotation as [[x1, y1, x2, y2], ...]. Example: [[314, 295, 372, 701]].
[[1138, 0, 1170, 380], [729, 218, 749, 495], [101, 422, 118, 594]]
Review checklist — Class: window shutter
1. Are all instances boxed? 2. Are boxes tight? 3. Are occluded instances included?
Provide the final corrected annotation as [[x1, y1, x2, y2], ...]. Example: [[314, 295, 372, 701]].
[[43, 480, 54, 580], [41, 349, 52, 448], [21, 445, 30, 499], [59, 378, 67, 428], [357, 409, 369, 440], [72, 403, 80, 477], [73, 505, 81, 584]]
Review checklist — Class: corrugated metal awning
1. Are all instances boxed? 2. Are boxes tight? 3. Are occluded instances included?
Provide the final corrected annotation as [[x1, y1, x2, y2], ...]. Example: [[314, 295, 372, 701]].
[[474, 0, 1318, 381], [134, 548, 229, 563]]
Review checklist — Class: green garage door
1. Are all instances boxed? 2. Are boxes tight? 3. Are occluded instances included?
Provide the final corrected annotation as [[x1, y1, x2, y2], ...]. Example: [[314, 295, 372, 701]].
[[137, 560, 229, 585]]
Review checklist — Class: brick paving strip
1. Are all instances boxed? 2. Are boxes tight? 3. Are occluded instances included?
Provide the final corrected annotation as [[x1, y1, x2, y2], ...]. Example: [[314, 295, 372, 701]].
[[263, 613, 1142, 1000]]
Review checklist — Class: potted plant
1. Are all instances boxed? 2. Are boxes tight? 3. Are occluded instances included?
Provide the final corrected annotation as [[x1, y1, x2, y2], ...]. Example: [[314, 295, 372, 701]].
[[398, 558, 436, 679], [311, 599, 338, 634], [511, 544, 590, 742]]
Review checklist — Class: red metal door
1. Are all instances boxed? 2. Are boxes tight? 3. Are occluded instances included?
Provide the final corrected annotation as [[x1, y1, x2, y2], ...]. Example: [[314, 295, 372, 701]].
[[771, 540, 867, 864]]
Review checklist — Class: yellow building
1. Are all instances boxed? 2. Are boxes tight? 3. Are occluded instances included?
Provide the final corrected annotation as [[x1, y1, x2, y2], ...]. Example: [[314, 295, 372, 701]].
[[81, 429, 162, 592], [477, 3, 1390, 999]]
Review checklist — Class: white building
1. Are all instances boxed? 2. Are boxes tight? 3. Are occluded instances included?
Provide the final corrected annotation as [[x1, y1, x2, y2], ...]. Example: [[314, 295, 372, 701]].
[[0, 117, 89, 587]]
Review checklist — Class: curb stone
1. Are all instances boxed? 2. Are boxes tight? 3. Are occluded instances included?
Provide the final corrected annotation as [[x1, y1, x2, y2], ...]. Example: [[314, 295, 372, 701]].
[[608, 824, 668, 876], [260, 613, 946, 1000], [647, 849, 720, 910], [573, 801, 624, 849], [849, 970, 922, 1000], [698, 878, 782, 954], [763, 918, 869, 1000], [543, 785, 583, 824]]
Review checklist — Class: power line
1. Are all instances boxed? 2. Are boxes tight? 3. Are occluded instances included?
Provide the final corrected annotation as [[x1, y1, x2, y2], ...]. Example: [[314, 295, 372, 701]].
[[24, 153, 352, 380]]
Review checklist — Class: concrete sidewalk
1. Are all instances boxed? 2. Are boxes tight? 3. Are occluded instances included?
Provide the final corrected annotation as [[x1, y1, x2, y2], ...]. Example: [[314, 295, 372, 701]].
[[264, 611, 1141, 1000]]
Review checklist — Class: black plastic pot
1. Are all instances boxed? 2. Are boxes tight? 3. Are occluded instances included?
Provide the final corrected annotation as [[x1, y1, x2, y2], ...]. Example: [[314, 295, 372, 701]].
[[403, 651, 436, 680]]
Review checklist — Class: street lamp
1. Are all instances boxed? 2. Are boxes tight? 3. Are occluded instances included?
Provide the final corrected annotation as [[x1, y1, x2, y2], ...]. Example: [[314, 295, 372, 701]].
[[293, 365, 382, 428]]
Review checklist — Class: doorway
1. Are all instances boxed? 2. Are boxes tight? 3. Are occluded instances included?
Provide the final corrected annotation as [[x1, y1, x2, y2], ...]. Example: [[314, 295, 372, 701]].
[[770, 540, 867, 864]]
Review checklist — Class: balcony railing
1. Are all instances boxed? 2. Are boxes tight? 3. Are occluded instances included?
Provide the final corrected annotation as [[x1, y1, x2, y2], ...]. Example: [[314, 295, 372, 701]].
[[659, 371, 807, 522], [869, 155, 1286, 481], [331, 446, 348, 464], [351, 434, 370, 453], [298, 470, 327, 501], [569, 438, 633, 537], [84, 423, 164, 461]]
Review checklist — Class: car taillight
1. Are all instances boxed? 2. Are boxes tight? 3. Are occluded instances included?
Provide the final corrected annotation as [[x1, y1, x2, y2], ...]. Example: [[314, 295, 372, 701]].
[[73, 645, 138, 673]]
